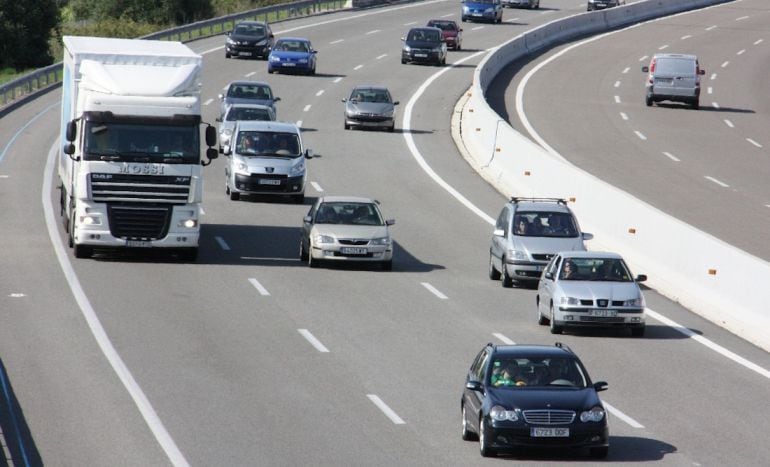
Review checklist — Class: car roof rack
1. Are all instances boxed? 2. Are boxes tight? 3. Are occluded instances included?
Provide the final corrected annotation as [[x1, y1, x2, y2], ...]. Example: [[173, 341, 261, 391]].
[[510, 197, 567, 205]]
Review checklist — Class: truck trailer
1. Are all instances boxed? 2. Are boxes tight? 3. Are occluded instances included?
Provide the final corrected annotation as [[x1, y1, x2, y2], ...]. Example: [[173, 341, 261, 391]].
[[59, 36, 218, 260]]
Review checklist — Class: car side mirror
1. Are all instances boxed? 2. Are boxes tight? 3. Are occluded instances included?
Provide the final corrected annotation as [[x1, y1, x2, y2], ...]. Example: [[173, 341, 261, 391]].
[[593, 381, 608, 392], [303, 215, 312, 224], [465, 380, 482, 391], [386, 219, 395, 226], [393, 101, 400, 105], [304, 149, 314, 159], [641, 66, 649, 73], [582, 232, 594, 241], [221, 145, 231, 155], [635, 274, 647, 283], [699, 69, 706, 75], [274, 96, 281, 102], [544, 271, 553, 280], [215, 117, 222, 122], [341, 98, 347, 103], [401, 36, 406, 41], [493, 228, 505, 238]]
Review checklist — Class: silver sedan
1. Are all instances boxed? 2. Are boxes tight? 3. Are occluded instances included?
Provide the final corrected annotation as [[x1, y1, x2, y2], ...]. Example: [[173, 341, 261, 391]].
[[536, 251, 647, 336], [300, 196, 395, 270], [343, 85, 399, 132]]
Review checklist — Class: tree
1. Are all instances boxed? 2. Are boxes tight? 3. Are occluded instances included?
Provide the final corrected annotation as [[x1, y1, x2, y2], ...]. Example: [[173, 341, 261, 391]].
[[0, 0, 60, 69], [68, 0, 212, 26]]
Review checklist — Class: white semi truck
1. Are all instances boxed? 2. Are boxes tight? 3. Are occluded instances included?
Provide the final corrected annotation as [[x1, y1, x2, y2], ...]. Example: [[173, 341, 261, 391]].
[[59, 36, 218, 260]]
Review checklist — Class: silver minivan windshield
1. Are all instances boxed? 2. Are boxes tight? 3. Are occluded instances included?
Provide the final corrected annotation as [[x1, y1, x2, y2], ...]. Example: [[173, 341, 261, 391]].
[[236, 131, 300, 157]]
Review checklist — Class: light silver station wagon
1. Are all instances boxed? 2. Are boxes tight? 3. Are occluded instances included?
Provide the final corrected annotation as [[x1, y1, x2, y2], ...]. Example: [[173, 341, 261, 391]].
[[642, 53, 705, 109], [489, 198, 593, 287]]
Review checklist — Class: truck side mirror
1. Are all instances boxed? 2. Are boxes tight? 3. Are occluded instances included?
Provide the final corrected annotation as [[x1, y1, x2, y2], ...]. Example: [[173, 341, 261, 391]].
[[66, 121, 77, 142], [63, 143, 75, 155], [205, 125, 217, 147], [202, 147, 218, 166]]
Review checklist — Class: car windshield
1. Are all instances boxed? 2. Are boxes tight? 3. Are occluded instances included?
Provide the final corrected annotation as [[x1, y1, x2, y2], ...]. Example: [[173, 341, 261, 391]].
[[560, 258, 632, 282], [489, 357, 587, 388], [350, 89, 391, 104], [513, 211, 578, 237], [429, 22, 455, 31], [234, 24, 265, 37], [408, 29, 441, 42], [226, 107, 272, 121], [656, 58, 695, 75], [314, 202, 384, 226], [227, 84, 272, 100], [275, 40, 309, 52], [235, 131, 300, 157]]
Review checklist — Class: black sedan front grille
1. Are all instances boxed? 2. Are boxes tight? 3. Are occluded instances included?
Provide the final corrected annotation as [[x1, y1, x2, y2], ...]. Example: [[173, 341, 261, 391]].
[[523, 410, 575, 425]]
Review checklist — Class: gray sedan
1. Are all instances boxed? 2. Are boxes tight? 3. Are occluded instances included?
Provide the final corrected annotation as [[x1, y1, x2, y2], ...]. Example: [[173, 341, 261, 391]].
[[536, 251, 647, 336], [343, 86, 399, 132], [300, 196, 395, 270], [218, 80, 280, 119]]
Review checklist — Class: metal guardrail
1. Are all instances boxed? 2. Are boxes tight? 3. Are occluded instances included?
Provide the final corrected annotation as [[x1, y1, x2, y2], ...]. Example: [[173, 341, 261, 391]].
[[0, 0, 350, 114]]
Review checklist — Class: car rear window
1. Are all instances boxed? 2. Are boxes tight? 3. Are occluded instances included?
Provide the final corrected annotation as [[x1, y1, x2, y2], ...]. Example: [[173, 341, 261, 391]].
[[656, 58, 695, 75]]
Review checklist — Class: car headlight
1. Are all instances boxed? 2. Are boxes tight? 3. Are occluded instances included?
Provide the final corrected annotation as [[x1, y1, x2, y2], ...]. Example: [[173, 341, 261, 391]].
[[462, 6, 470, 12], [490, 405, 519, 422], [485, 7, 494, 13], [507, 249, 527, 261], [314, 234, 334, 244], [221, 128, 232, 137], [403, 45, 411, 52], [623, 297, 645, 307], [371, 236, 391, 246], [226, 38, 236, 45], [580, 406, 605, 422], [561, 296, 580, 306], [270, 56, 281, 62], [234, 158, 249, 175], [256, 39, 266, 46], [289, 160, 306, 177], [299, 58, 308, 63]]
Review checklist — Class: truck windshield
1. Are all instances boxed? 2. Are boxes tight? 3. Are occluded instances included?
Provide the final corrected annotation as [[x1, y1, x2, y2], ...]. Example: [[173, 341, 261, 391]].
[[84, 122, 200, 164]]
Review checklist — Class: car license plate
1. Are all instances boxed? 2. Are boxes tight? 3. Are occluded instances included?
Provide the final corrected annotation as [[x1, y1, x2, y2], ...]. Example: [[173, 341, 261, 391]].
[[240, 52, 252, 56], [472, 12, 483, 16], [531, 427, 569, 437], [127, 240, 150, 248], [283, 63, 296, 67], [415, 53, 427, 58], [589, 309, 617, 317], [341, 247, 367, 255], [258, 179, 281, 185]]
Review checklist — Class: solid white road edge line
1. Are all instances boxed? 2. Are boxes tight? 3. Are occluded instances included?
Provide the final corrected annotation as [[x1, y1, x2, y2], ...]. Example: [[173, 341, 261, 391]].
[[44, 141, 189, 466], [603, 402, 645, 428], [298, 329, 330, 353], [248, 278, 271, 296], [367, 395, 405, 424]]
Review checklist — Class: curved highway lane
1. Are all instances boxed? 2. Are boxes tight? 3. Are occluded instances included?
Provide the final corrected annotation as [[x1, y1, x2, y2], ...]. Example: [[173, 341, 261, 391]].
[[0, 1, 768, 465]]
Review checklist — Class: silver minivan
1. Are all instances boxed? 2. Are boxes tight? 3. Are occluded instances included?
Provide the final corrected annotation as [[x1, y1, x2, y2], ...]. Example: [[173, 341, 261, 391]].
[[223, 121, 312, 203], [489, 198, 593, 287], [642, 53, 705, 109]]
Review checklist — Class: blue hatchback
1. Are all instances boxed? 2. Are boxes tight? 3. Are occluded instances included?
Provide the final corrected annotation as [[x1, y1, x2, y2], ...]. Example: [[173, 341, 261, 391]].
[[268, 37, 318, 75], [461, 0, 503, 23]]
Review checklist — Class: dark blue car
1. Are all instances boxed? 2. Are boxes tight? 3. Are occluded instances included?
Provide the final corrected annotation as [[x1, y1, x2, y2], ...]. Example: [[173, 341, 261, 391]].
[[268, 37, 317, 75]]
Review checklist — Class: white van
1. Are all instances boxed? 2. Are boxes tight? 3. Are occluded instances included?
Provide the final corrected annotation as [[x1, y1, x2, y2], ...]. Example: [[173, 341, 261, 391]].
[[642, 53, 705, 109], [223, 121, 312, 203]]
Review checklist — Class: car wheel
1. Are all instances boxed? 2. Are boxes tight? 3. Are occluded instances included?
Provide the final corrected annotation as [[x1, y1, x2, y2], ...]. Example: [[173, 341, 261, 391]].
[[479, 417, 496, 457], [268, 68, 275, 74], [230, 191, 240, 201], [344, 120, 350, 130], [308, 248, 320, 268], [461, 404, 477, 441], [457, 42, 462, 51], [550, 305, 563, 334], [381, 260, 393, 271], [461, 17, 467, 22], [645, 94, 653, 107], [488, 254, 501, 280], [590, 446, 609, 459], [387, 124, 395, 133], [501, 259, 513, 288], [299, 239, 309, 261], [631, 326, 646, 337], [401, 58, 407, 64], [692, 98, 700, 110], [537, 297, 548, 325], [225, 51, 231, 59]]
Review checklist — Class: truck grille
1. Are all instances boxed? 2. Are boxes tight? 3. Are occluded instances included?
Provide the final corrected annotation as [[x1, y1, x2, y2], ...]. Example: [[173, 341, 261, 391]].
[[90, 173, 191, 204], [107, 205, 171, 240], [523, 410, 575, 425]]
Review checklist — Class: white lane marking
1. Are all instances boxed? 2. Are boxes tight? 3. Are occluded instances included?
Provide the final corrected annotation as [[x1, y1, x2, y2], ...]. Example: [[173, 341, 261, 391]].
[[755, 39, 764, 45], [681, 34, 692, 40], [303, 104, 311, 112], [622, 67, 630, 74], [200, 207, 205, 215], [705, 176, 729, 188], [441, 13, 454, 17], [421, 282, 448, 300], [215, 236, 231, 251], [646, 309, 770, 379], [604, 402, 645, 428], [721, 61, 730, 68], [298, 329, 330, 353], [354, 64, 363, 70], [203, 98, 213, 106], [614, 95, 621, 104], [662, 151, 680, 162], [376, 54, 388, 60], [712, 102, 720, 109], [367, 395, 405, 424], [43, 141, 189, 466], [737, 49, 746, 55], [639, 55, 648, 62], [620, 112, 628, 121], [333, 77, 343, 83], [311, 181, 323, 192], [707, 87, 713, 94], [404, 21, 418, 26], [736, 15, 749, 21], [493, 333, 515, 345], [296, 120, 303, 128], [634, 130, 647, 140], [330, 39, 344, 44], [245, 71, 256, 77], [366, 29, 381, 35], [0, 175, 8, 178], [614, 81, 621, 88], [747, 138, 763, 148], [710, 73, 717, 80], [402, 49, 496, 226], [472, 26, 485, 31], [706, 25, 717, 31], [248, 278, 271, 296], [723, 119, 734, 128], [316, 90, 325, 96], [658, 44, 669, 50]]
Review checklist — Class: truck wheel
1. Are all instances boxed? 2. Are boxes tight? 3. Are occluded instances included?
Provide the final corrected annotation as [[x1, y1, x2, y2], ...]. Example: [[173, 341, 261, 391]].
[[179, 248, 198, 262], [74, 244, 92, 259], [68, 211, 76, 248]]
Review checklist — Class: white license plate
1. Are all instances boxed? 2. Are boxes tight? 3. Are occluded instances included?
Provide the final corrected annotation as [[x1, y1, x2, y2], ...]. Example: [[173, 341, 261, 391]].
[[240, 52, 252, 56], [341, 247, 367, 255], [531, 427, 569, 437], [282, 63, 296, 67], [415, 53, 427, 58], [589, 309, 617, 317], [472, 12, 483, 16], [127, 240, 150, 248], [258, 179, 281, 185]]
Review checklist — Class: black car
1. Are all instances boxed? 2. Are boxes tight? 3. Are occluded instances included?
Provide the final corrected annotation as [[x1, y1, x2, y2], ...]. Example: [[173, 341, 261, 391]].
[[401, 27, 447, 66], [225, 21, 274, 59], [461, 342, 609, 458]]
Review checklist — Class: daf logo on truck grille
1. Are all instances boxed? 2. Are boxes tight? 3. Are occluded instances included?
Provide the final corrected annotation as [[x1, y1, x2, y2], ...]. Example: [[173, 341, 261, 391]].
[[119, 163, 165, 175]]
